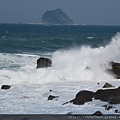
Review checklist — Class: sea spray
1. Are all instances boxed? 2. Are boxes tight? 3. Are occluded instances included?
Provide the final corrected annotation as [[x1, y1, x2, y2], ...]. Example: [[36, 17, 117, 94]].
[[52, 32, 120, 82], [0, 33, 120, 85]]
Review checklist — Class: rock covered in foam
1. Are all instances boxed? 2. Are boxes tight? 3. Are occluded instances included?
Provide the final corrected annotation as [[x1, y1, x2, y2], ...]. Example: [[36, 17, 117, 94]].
[[72, 90, 94, 105], [62, 90, 94, 105], [48, 95, 58, 100]]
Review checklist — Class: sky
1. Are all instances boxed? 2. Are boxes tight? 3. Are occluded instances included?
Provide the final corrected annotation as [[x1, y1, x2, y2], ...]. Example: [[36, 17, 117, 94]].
[[0, 0, 120, 25]]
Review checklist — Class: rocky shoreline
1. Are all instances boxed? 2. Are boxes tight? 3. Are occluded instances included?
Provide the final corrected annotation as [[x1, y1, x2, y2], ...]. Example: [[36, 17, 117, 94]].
[[37, 57, 120, 114], [1, 57, 120, 115]]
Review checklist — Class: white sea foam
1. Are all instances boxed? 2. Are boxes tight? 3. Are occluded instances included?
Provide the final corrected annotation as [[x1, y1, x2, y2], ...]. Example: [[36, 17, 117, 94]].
[[87, 36, 94, 39], [0, 33, 120, 114], [52, 32, 120, 82], [0, 33, 120, 85]]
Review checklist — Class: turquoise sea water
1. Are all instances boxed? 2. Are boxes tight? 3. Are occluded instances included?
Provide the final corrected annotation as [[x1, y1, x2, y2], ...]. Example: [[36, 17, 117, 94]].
[[0, 24, 120, 54]]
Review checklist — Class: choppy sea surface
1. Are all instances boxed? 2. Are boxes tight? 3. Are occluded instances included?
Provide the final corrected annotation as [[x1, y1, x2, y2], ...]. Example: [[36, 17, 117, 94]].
[[0, 24, 120, 114]]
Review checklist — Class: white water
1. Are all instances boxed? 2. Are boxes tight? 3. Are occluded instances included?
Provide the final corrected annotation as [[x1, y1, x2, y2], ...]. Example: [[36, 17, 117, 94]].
[[0, 33, 120, 114], [1, 33, 120, 85]]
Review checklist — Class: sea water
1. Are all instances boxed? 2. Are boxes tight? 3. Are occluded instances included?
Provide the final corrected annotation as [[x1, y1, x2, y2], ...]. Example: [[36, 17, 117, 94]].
[[0, 24, 120, 114]]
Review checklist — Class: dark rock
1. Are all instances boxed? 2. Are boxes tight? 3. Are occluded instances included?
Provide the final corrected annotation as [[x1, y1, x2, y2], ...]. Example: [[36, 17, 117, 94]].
[[102, 82, 114, 88], [36, 57, 52, 69], [108, 62, 120, 79], [85, 66, 90, 70], [20, 96, 29, 99], [66, 112, 73, 115], [103, 105, 114, 110], [92, 111, 102, 116], [94, 87, 120, 102], [115, 109, 120, 113], [72, 90, 94, 105], [48, 95, 58, 100], [63, 86, 120, 106], [109, 97, 120, 104], [42, 8, 74, 25], [1, 85, 11, 90]]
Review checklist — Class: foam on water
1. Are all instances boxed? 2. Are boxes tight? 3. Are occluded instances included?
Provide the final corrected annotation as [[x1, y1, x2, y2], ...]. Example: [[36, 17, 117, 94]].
[[52, 32, 120, 82], [0, 33, 120, 85]]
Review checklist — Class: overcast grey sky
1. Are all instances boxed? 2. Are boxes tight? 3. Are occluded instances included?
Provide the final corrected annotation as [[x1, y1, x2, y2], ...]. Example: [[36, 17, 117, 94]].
[[0, 0, 120, 25]]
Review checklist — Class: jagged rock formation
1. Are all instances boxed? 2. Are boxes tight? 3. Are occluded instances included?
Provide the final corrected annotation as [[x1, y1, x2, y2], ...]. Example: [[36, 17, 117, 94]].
[[62, 86, 120, 106], [42, 8, 74, 25], [102, 82, 114, 88], [94, 87, 120, 104]]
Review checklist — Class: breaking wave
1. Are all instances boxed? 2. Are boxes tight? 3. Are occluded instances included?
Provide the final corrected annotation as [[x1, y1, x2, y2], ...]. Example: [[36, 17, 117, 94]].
[[0, 33, 120, 85]]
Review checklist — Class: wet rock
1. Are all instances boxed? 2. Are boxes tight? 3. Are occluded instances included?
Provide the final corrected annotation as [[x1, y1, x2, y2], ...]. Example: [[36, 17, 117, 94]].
[[102, 82, 114, 88], [1, 85, 11, 90], [49, 90, 52, 92], [48, 95, 58, 100], [36, 57, 52, 69], [63, 86, 120, 106], [94, 87, 120, 102], [62, 90, 94, 105], [103, 105, 114, 110], [66, 112, 73, 115], [115, 109, 120, 113], [108, 62, 120, 79], [92, 111, 102, 116], [72, 90, 94, 105], [109, 97, 120, 104]]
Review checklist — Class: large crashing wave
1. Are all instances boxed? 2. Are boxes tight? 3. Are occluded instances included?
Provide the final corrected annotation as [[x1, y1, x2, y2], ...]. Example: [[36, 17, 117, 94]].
[[0, 33, 120, 85], [52, 32, 120, 82]]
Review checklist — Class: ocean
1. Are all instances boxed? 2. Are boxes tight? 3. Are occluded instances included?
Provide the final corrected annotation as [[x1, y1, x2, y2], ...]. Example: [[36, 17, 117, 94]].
[[0, 24, 120, 114]]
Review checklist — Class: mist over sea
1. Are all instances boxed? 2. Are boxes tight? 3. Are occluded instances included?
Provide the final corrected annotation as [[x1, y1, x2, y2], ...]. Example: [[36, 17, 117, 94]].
[[0, 24, 120, 114]]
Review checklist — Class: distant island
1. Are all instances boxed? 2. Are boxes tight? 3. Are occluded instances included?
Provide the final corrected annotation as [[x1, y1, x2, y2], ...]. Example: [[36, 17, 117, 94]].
[[42, 8, 74, 25]]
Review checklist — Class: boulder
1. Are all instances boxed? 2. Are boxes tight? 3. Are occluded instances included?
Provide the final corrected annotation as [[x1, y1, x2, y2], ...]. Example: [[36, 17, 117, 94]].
[[72, 90, 94, 105], [94, 87, 120, 102], [36, 57, 52, 69], [62, 90, 94, 105], [92, 111, 102, 116], [108, 62, 120, 79], [102, 82, 114, 88], [108, 97, 120, 104], [1, 85, 11, 90], [48, 95, 58, 100], [103, 105, 114, 110], [115, 109, 120, 113]]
